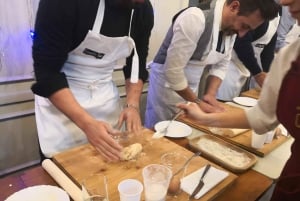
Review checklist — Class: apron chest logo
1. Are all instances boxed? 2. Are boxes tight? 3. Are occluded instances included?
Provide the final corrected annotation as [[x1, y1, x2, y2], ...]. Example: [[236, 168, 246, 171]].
[[83, 48, 105, 59], [254, 43, 266, 48]]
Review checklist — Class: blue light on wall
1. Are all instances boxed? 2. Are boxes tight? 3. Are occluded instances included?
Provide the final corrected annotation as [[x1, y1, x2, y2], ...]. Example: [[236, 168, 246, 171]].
[[30, 29, 36, 40]]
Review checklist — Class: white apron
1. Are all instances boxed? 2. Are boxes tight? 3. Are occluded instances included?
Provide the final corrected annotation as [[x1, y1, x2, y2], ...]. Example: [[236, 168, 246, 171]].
[[35, 0, 139, 157], [145, 0, 234, 128], [217, 16, 280, 101]]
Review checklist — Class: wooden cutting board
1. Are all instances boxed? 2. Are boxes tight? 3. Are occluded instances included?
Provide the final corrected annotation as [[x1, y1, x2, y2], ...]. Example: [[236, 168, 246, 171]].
[[178, 115, 290, 157], [52, 128, 237, 201], [211, 129, 290, 157]]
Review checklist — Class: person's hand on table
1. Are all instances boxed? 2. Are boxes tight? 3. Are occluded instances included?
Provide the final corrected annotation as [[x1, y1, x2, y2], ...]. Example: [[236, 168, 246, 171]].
[[83, 120, 123, 162], [197, 94, 225, 113], [177, 102, 209, 124], [118, 105, 142, 133]]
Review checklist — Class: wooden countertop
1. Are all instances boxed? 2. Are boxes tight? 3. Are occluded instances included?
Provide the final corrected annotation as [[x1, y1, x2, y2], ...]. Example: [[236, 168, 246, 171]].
[[1, 132, 273, 201], [0, 165, 272, 201]]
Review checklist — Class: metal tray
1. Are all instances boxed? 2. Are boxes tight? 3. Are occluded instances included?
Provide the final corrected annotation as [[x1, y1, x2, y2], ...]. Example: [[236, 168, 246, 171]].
[[189, 135, 257, 173]]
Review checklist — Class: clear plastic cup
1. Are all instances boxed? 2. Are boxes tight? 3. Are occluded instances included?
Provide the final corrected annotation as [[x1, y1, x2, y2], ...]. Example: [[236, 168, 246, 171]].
[[161, 152, 188, 195], [81, 174, 109, 201], [142, 164, 172, 201]]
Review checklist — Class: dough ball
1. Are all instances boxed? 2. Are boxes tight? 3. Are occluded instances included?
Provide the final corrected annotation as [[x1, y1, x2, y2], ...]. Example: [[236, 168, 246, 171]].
[[120, 143, 143, 161]]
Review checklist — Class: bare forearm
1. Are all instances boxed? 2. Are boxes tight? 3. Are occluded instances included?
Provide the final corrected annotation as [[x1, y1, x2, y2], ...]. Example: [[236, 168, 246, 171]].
[[178, 101, 251, 128], [205, 109, 250, 129], [176, 87, 198, 102], [205, 75, 222, 96], [125, 79, 144, 108], [49, 88, 122, 161], [48, 88, 94, 130]]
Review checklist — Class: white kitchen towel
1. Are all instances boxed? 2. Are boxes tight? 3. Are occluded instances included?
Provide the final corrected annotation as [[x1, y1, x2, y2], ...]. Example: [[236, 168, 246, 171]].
[[42, 159, 82, 201], [181, 166, 229, 199]]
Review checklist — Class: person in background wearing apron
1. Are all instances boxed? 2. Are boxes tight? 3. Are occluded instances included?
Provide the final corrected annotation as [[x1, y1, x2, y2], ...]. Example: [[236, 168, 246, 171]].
[[216, 15, 280, 101], [275, 4, 297, 52], [144, 0, 279, 129], [177, 1, 300, 199], [31, 0, 154, 161]]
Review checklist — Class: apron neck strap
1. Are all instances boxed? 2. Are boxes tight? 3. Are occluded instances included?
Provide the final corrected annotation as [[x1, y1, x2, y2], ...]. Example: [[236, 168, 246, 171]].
[[92, 0, 138, 83], [128, 9, 134, 36], [129, 9, 138, 83], [92, 0, 135, 36], [92, 0, 105, 32], [130, 47, 139, 83]]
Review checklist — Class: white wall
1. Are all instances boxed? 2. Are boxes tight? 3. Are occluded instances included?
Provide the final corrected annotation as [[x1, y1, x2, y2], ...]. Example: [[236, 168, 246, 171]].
[[0, 0, 39, 82], [0, 0, 40, 176], [148, 0, 189, 61]]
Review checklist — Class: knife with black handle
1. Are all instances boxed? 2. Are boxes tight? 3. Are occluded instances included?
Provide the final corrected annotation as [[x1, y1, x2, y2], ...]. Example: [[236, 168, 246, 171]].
[[189, 164, 211, 200]]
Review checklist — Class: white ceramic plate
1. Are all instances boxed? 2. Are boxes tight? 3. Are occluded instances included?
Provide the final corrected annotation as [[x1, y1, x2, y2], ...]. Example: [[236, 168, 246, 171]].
[[154, 120, 192, 138], [233, 97, 258, 107], [5, 185, 70, 201]]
